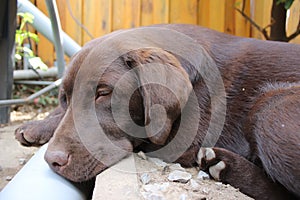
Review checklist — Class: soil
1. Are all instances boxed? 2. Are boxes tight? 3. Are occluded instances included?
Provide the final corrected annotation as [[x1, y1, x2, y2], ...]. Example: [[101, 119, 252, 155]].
[[0, 106, 253, 199], [0, 105, 52, 191]]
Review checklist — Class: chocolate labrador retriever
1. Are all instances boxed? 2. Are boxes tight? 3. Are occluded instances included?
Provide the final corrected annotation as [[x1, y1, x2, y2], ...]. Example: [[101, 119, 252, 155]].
[[15, 24, 300, 199]]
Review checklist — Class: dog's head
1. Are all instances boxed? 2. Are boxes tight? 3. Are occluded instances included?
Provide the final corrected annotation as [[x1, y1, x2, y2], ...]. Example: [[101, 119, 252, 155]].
[[44, 29, 199, 182]]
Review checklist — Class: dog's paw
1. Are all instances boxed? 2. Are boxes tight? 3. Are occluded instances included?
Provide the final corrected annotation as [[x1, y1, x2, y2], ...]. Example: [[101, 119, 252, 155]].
[[15, 121, 54, 146], [197, 147, 226, 181]]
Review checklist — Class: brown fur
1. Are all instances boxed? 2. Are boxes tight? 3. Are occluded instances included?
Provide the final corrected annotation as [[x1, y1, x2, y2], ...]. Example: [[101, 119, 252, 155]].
[[15, 24, 300, 199]]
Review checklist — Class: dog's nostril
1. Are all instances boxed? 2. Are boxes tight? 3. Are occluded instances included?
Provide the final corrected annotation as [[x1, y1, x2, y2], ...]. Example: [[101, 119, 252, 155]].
[[52, 162, 61, 168], [45, 150, 69, 171]]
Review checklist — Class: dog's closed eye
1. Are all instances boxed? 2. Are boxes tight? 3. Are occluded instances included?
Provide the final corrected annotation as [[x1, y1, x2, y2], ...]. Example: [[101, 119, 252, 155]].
[[95, 87, 112, 100]]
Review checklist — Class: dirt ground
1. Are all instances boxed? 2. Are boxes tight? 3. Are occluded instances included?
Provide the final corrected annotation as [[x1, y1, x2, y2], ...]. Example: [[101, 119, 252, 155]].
[[0, 106, 50, 191], [0, 106, 253, 199]]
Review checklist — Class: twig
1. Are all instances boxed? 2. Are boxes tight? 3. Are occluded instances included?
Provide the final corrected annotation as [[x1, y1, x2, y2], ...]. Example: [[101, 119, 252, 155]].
[[286, 15, 300, 41], [241, 0, 246, 13], [263, 18, 276, 30], [235, 7, 270, 40], [65, 0, 94, 40]]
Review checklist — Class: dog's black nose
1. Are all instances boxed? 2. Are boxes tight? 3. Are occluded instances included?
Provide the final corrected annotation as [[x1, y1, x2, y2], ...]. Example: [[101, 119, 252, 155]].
[[44, 150, 69, 172]]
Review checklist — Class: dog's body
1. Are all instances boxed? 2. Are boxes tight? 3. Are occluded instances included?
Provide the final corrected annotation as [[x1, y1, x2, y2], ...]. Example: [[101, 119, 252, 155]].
[[15, 24, 300, 199]]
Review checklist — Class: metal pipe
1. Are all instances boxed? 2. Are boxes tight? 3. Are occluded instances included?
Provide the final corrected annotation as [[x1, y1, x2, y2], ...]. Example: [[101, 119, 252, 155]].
[[0, 144, 89, 200], [14, 67, 58, 80], [0, 79, 61, 107], [45, 0, 65, 78], [14, 80, 54, 85], [17, 0, 81, 57]]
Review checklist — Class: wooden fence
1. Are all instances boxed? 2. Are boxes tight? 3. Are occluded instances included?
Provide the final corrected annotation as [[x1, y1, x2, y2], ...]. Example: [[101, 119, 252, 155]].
[[29, 0, 300, 66]]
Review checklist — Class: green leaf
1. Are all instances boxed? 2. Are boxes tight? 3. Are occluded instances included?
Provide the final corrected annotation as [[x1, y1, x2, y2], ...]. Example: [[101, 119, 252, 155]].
[[22, 46, 34, 57], [17, 13, 25, 18], [276, 0, 285, 5], [276, 0, 294, 9], [15, 54, 22, 60], [284, 0, 294, 9], [39, 97, 47, 106], [22, 12, 34, 24], [15, 32, 23, 46], [28, 57, 48, 70], [27, 32, 39, 43], [234, 1, 241, 7], [15, 11, 46, 71]]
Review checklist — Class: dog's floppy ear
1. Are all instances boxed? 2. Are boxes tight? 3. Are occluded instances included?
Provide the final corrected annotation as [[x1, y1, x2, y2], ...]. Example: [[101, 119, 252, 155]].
[[123, 48, 192, 145]]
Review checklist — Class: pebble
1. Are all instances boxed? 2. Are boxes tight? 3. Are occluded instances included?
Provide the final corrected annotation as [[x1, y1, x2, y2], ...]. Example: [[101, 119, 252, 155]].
[[148, 157, 168, 168], [215, 182, 223, 186], [167, 170, 192, 183], [143, 182, 170, 193], [141, 173, 151, 185], [180, 193, 187, 200], [0, 165, 2, 171], [6, 176, 13, 181], [141, 192, 165, 200], [142, 182, 169, 200], [19, 158, 27, 165], [161, 166, 170, 175], [169, 163, 185, 171], [190, 179, 200, 190], [137, 151, 147, 160], [197, 170, 210, 180], [202, 188, 210, 195]]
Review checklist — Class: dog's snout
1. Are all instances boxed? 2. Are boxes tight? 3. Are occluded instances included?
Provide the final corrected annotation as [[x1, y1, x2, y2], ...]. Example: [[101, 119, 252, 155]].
[[45, 150, 69, 172]]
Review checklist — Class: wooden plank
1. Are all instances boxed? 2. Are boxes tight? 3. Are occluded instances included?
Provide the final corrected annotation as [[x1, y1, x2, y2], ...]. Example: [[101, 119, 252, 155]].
[[36, 0, 54, 67], [198, 0, 210, 27], [57, 0, 83, 46], [112, 0, 141, 31], [252, 0, 272, 39], [56, 0, 66, 33], [141, 0, 153, 25], [262, 0, 273, 35], [141, 0, 170, 25], [34, 0, 288, 66], [208, 0, 226, 32], [56, 0, 68, 63], [153, 0, 169, 24], [234, 0, 251, 37], [170, 0, 198, 24], [83, 0, 112, 44], [224, 0, 236, 35], [286, 0, 300, 43]]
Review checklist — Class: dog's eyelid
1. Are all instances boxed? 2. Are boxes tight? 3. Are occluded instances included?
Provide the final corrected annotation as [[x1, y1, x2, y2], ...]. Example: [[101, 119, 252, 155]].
[[96, 85, 112, 99], [96, 84, 113, 91], [97, 88, 111, 95]]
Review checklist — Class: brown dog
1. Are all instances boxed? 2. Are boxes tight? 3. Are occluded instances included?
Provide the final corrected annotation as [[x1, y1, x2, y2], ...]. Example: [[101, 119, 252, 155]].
[[15, 24, 300, 199]]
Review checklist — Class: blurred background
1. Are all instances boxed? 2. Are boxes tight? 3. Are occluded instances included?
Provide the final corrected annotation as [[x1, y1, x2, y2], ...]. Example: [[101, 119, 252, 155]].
[[28, 0, 300, 67]]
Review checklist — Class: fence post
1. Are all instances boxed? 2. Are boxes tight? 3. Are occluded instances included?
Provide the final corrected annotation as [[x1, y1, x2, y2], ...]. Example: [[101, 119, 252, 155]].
[[0, 0, 16, 124]]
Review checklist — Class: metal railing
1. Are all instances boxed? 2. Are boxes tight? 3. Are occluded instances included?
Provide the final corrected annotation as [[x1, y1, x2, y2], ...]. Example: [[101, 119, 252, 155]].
[[0, 0, 81, 108]]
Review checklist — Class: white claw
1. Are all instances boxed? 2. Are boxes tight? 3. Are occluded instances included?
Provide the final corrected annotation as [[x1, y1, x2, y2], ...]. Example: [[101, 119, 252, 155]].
[[197, 148, 216, 166], [205, 148, 216, 161], [209, 161, 226, 181], [197, 148, 204, 166]]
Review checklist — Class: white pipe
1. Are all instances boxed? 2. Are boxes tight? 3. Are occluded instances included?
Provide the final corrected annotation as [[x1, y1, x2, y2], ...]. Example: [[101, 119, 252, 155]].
[[13, 67, 58, 80], [17, 0, 81, 57], [0, 144, 87, 200], [45, 0, 65, 78]]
